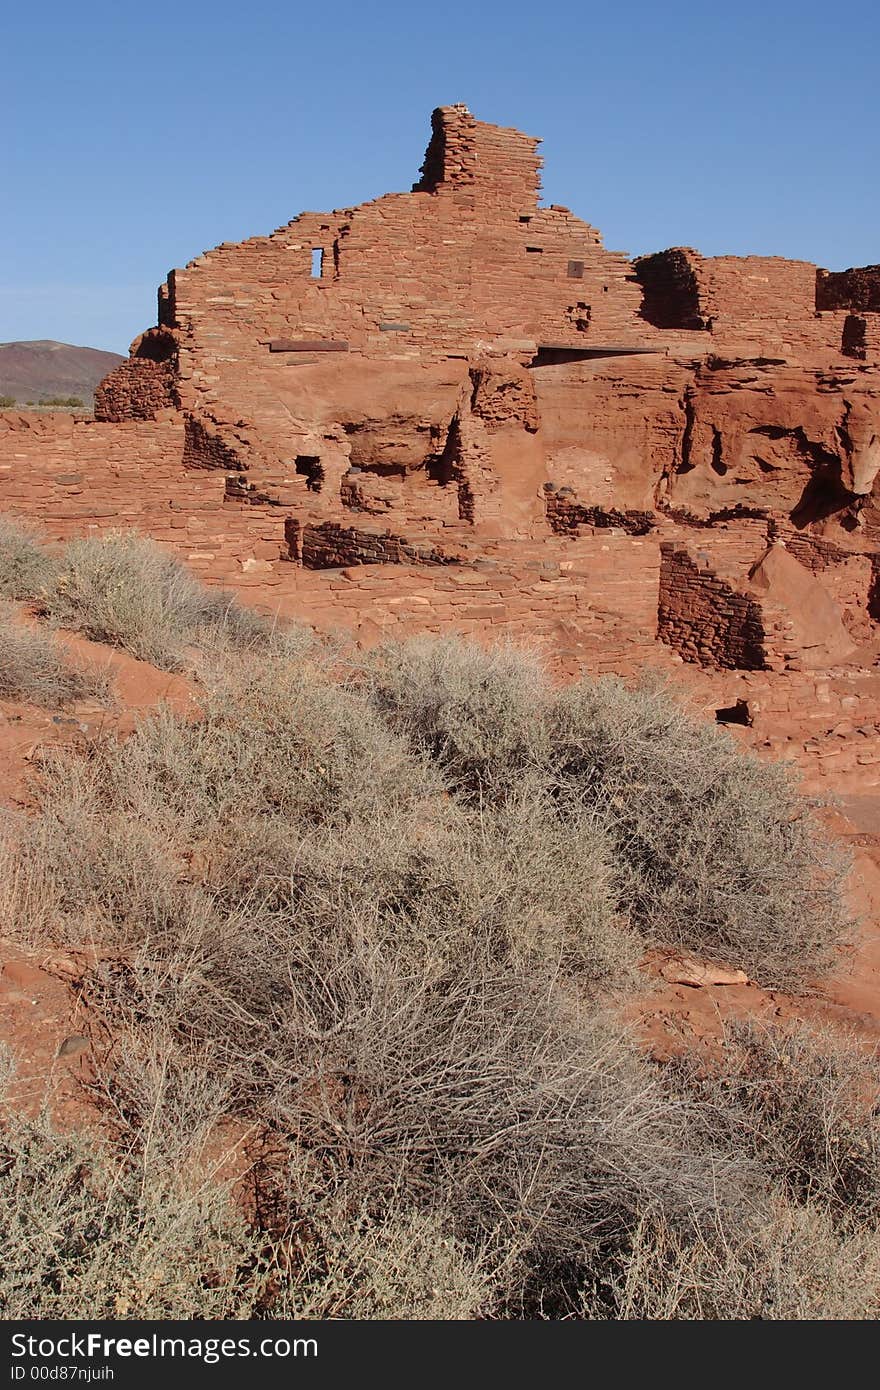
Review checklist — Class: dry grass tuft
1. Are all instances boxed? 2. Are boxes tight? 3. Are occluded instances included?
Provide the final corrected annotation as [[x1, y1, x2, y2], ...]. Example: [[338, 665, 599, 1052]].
[[0, 614, 109, 706], [40, 533, 270, 670], [0, 516, 58, 600]]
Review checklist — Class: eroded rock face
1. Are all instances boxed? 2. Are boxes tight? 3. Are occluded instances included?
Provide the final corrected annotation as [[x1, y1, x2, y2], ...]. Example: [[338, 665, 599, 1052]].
[[660, 361, 880, 530], [843, 397, 880, 497], [748, 544, 856, 669]]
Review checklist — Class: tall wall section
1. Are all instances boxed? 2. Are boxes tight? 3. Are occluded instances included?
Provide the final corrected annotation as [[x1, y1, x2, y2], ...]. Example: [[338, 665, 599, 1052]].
[[167, 104, 652, 386]]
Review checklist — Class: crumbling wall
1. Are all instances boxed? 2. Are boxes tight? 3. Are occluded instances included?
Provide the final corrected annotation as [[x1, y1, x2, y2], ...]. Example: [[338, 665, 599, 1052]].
[[837, 312, 880, 363], [288, 519, 459, 569], [817, 265, 880, 313], [182, 414, 248, 471], [658, 543, 767, 669], [635, 249, 707, 330], [161, 100, 654, 469], [544, 487, 654, 535], [635, 248, 838, 355], [93, 103, 879, 561], [94, 360, 176, 421], [697, 255, 817, 329], [94, 329, 179, 422], [413, 102, 541, 209]]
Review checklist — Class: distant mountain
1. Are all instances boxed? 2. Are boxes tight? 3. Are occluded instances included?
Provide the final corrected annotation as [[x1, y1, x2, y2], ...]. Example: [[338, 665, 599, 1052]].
[[0, 340, 124, 408]]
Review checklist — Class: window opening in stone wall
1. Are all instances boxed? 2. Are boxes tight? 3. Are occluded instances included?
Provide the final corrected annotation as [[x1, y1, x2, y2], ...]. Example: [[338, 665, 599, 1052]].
[[568, 260, 584, 279], [526, 246, 543, 254], [295, 456, 324, 492], [311, 248, 324, 279]]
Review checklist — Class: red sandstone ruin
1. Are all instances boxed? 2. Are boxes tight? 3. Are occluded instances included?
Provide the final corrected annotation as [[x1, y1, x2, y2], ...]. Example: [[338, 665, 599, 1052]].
[[2, 104, 879, 796]]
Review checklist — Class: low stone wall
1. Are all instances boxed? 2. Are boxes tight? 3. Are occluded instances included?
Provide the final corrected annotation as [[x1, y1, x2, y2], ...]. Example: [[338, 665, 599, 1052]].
[[545, 487, 655, 536], [697, 668, 880, 794], [0, 412, 288, 584], [289, 520, 460, 569]]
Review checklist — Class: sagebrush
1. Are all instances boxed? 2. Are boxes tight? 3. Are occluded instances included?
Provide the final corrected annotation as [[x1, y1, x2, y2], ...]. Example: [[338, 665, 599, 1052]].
[[0, 615, 109, 706], [0, 602, 871, 1318]]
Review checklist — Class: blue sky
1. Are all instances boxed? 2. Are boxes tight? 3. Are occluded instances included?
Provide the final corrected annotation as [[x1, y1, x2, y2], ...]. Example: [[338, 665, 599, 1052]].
[[3, 0, 878, 353]]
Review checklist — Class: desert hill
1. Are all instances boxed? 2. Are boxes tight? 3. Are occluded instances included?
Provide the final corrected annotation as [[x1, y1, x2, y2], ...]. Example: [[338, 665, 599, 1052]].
[[0, 340, 124, 407]]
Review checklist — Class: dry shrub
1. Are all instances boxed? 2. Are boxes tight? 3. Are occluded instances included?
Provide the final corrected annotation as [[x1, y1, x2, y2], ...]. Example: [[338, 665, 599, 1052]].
[[604, 1023, 880, 1319], [594, 1023, 880, 1319], [365, 636, 548, 801], [0, 1047, 497, 1320], [365, 638, 849, 989], [211, 783, 636, 989], [669, 1022, 880, 1220], [546, 678, 849, 988], [0, 515, 57, 600], [0, 634, 871, 1318], [270, 1204, 500, 1320], [0, 616, 109, 707], [41, 532, 271, 670], [0, 1049, 262, 1319], [603, 1199, 880, 1320], [89, 941, 739, 1317]]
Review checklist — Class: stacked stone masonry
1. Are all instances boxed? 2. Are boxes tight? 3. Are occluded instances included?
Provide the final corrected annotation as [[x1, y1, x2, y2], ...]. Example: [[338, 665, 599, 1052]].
[[1, 104, 878, 794], [658, 544, 768, 670]]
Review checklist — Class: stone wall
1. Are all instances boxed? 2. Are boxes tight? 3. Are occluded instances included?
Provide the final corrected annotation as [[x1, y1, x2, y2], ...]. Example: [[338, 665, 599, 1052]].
[[770, 522, 877, 638], [544, 487, 655, 536], [658, 543, 767, 669], [2, 103, 878, 709], [0, 412, 287, 586], [816, 265, 880, 313], [94, 328, 179, 422], [696, 254, 817, 330], [291, 520, 460, 569]]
